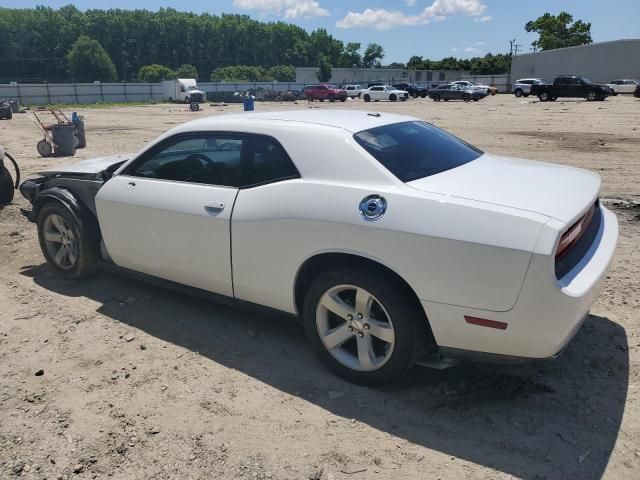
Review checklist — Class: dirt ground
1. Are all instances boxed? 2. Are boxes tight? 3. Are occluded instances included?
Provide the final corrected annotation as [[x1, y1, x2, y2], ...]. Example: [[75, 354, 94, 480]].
[[0, 95, 638, 480]]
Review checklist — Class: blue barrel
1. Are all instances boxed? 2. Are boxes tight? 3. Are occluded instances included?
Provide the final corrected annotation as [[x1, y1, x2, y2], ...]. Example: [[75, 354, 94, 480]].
[[243, 97, 254, 112]]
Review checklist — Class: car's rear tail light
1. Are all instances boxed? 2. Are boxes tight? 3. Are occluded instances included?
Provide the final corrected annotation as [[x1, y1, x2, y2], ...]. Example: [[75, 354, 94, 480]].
[[555, 203, 596, 260]]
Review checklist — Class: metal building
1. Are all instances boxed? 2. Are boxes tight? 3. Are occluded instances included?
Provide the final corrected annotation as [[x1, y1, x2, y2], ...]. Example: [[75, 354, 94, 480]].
[[511, 39, 640, 84], [295, 67, 469, 85]]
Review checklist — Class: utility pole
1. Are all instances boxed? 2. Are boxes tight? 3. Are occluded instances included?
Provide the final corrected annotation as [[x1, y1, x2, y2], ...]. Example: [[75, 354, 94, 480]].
[[509, 39, 522, 56]]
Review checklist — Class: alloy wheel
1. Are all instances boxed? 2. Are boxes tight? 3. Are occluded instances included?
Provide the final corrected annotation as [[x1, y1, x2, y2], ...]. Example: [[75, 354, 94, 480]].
[[43, 214, 77, 270], [316, 284, 395, 372]]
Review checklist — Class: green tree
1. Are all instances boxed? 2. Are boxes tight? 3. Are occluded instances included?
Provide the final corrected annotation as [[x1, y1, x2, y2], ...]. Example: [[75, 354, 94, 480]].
[[175, 64, 199, 79], [316, 55, 332, 82], [362, 43, 384, 68], [211, 65, 267, 82], [338, 42, 362, 68], [66, 35, 116, 82], [138, 64, 176, 82], [267, 65, 295, 82], [525, 12, 592, 51]]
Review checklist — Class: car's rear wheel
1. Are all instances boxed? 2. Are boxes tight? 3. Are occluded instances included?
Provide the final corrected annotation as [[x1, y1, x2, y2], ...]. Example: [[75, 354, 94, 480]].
[[303, 267, 431, 385], [538, 91, 549, 102], [37, 202, 99, 279], [0, 166, 14, 205], [363, 94, 371, 102], [463, 93, 471, 102], [587, 91, 597, 101], [514, 89, 523, 97]]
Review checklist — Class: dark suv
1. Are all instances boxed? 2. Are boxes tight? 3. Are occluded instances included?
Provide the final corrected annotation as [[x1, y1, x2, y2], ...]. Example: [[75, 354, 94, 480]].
[[392, 83, 427, 98], [302, 84, 347, 102]]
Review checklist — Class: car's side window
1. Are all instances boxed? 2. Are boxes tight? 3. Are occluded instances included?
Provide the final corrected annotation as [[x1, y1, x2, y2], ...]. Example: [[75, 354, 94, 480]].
[[127, 134, 243, 187], [241, 136, 299, 188]]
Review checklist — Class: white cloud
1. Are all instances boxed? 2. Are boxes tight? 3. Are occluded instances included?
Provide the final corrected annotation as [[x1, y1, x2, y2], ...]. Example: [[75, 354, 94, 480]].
[[451, 47, 459, 52], [474, 41, 486, 46], [405, 0, 417, 6], [464, 46, 481, 53], [233, 0, 329, 19], [474, 15, 492, 22], [336, 0, 488, 30]]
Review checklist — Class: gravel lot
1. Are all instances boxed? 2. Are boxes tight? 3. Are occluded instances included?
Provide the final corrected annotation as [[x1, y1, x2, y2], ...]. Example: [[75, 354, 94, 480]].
[[1, 95, 638, 480]]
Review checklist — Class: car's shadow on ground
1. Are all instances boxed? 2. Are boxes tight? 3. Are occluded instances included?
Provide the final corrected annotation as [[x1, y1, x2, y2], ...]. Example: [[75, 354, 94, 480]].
[[23, 265, 629, 480]]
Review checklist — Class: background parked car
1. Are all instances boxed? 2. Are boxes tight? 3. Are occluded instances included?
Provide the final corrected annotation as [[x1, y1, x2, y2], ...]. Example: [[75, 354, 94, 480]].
[[340, 84, 363, 98], [302, 84, 347, 102], [512, 78, 547, 98], [452, 80, 496, 96], [429, 84, 483, 102], [361, 85, 409, 102], [635, 84, 640, 98], [392, 82, 428, 98], [530, 76, 610, 102], [606, 79, 640, 95]]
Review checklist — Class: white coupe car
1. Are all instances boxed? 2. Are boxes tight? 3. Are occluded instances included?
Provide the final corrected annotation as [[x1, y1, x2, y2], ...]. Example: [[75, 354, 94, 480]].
[[361, 85, 409, 102], [20, 111, 618, 385]]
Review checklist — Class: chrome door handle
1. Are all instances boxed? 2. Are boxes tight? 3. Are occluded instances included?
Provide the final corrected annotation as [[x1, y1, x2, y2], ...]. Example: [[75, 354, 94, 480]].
[[204, 201, 225, 211]]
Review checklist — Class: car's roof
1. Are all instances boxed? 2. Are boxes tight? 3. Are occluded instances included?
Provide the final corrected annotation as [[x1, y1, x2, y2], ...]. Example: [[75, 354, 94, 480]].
[[177, 110, 417, 134]]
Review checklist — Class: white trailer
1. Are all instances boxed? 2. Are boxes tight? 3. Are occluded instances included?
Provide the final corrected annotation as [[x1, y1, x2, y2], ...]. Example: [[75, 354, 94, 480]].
[[162, 79, 205, 103]]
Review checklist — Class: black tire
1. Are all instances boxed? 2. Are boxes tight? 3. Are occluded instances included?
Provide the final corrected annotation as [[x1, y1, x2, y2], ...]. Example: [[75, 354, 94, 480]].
[[432, 94, 440, 102], [473, 98, 480, 102], [538, 91, 549, 102], [329, 95, 336, 103], [36, 202, 99, 279], [514, 89, 523, 98], [2, 110, 12, 120], [389, 94, 397, 102], [363, 94, 371, 102], [0, 167, 14, 205], [549, 97, 557, 102], [340, 97, 346, 102], [523, 93, 530, 97], [421, 93, 426, 98], [303, 266, 433, 385], [587, 91, 597, 102], [463, 93, 471, 102], [412, 92, 418, 98], [443, 98, 449, 102]]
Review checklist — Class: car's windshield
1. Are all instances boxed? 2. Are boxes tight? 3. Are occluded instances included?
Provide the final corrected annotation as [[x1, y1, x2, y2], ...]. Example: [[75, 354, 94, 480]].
[[186, 86, 198, 91], [354, 121, 483, 182]]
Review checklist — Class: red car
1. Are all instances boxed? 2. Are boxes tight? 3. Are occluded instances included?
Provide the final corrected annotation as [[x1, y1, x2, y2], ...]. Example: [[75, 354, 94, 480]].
[[303, 84, 347, 102]]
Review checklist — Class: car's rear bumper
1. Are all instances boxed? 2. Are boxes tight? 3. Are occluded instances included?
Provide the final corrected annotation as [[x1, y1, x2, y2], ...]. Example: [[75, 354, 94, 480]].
[[421, 206, 618, 359]]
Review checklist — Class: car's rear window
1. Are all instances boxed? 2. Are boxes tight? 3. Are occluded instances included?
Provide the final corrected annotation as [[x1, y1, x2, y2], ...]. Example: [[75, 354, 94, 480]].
[[353, 121, 483, 182]]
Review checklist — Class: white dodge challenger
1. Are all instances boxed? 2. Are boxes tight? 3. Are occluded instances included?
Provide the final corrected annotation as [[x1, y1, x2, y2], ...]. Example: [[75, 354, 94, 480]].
[[20, 110, 618, 384]]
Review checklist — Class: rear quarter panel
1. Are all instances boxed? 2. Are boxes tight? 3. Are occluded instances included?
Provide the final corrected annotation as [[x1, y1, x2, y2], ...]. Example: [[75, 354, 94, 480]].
[[231, 180, 548, 314]]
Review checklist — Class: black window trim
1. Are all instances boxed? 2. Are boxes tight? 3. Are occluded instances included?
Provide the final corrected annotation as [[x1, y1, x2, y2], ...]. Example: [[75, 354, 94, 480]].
[[122, 130, 301, 189]]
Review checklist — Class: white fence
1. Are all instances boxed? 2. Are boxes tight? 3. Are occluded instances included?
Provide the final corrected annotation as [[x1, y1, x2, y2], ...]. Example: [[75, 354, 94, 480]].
[[1, 76, 511, 105], [0, 82, 165, 105]]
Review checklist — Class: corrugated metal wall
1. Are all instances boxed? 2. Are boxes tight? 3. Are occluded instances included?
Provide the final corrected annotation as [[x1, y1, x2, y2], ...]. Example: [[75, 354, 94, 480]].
[[511, 39, 640, 84], [294, 67, 470, 84]]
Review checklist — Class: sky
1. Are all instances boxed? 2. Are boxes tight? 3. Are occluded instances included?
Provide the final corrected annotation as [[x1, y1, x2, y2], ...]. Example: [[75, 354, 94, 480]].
[[4, 0, 640, 63]]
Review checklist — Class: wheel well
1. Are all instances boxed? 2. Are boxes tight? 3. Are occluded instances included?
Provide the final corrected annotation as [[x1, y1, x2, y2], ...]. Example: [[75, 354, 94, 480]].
[[294, 253, 437, 352], [296, 251, 427, 312]]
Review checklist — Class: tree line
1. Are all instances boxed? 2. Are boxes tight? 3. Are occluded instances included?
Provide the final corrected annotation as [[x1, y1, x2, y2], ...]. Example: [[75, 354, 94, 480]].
[[0, 6, 591, 83]]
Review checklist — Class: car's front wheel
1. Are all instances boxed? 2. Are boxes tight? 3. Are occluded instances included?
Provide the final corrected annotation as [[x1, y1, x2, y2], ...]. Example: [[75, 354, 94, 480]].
[[514, 89, 523, 97], [389, 94, 397, 102], [303, 267, 431, 385], [37, 202, 99, 279]]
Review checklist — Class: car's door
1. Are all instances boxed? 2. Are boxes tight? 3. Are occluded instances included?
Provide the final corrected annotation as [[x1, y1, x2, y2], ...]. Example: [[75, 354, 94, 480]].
[[95, 133, 244, 296], [554, 77, 570, 97], [623, 80, 636, 93], [369, 86, 383, 100]]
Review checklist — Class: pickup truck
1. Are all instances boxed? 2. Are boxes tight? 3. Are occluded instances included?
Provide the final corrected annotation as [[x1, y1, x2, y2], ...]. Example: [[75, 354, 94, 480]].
[[530, 76, 610, 102]]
